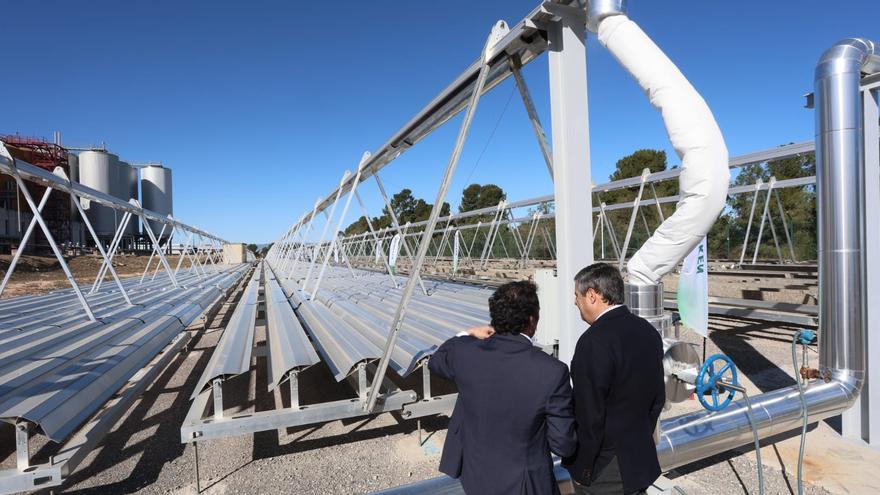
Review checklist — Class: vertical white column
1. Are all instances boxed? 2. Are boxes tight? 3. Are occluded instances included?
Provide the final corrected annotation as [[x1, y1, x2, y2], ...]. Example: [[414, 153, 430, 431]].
[[548, 11, 594, 367]]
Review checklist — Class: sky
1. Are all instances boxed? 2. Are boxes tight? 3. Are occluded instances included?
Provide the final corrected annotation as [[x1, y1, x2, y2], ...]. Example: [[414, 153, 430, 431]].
[[4, 1, 879, 244]]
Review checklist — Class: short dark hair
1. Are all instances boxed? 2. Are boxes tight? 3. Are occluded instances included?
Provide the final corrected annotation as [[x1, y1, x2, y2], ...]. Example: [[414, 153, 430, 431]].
[[574, 262, 625, 305], [488, 281, 540, 335]]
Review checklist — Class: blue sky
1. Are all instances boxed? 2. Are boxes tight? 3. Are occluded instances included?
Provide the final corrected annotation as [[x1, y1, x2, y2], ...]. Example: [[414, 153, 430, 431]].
[[4, 1, 878, 244]]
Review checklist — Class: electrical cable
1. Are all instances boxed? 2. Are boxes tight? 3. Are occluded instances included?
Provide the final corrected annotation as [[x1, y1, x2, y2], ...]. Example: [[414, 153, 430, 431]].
[[462, 85, 516, 185], [741, 389, 764, 495], [792, 330, 812, 495]]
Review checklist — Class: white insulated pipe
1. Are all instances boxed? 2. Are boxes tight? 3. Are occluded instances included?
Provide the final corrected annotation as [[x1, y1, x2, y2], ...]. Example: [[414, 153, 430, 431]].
[[593, 12, 729, 285]]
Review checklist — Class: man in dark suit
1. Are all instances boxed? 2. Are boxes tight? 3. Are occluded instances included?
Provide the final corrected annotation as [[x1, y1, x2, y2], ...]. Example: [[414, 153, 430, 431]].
[[429, 280, 577, 495], [564, 263, 665, 495]]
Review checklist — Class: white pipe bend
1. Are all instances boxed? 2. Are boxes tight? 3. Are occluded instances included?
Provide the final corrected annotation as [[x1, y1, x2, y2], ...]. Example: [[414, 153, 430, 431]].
[[597, 15, 729, 285]]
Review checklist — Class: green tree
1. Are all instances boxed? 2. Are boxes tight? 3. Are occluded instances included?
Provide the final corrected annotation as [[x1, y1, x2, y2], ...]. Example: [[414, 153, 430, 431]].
[[246, 243, 258, 253], [723, 150, 816, 261], [343, 216, 370, 236], [342, 188, 449, 234], [597, 149, 678, 260], [458, 183, 507, 225]]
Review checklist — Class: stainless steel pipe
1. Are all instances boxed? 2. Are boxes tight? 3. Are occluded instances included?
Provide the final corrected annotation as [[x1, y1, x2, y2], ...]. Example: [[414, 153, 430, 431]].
[[656, 38, 878, 470]]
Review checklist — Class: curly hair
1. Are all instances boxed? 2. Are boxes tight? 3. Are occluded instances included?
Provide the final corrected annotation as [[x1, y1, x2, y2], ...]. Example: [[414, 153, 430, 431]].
[[488, 280, 540, 335]]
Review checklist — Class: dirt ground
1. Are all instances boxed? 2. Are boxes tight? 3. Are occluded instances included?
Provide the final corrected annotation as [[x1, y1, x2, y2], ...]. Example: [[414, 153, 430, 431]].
[[0, 254, 187, 298]]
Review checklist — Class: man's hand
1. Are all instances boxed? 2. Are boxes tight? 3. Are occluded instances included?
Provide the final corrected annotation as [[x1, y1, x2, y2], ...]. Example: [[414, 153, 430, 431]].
[[467, 325, 495, 339]]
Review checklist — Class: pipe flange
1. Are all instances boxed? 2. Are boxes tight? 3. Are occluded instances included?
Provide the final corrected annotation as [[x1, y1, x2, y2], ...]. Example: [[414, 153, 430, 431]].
[[587, 0, 627, 33]]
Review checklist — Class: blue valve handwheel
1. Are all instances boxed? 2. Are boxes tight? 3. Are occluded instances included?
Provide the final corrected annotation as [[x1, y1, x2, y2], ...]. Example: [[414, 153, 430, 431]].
[[696, 354, 738, 411]]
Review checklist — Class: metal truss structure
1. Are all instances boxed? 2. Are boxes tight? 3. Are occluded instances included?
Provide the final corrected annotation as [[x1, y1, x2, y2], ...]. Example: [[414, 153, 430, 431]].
[[182, 2, 880, 482], [0, 140, 247, 494]]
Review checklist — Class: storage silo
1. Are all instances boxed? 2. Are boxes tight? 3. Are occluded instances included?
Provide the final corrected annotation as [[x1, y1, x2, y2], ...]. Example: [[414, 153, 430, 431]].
[[111, 158, 130, 240], [67, 152, 79, 215], [128, 166, 139, 235], [67, 152, 85, 245], [140, 165, 173, 239], [116, 161, 138, 235], [78, 150, 120, 238]]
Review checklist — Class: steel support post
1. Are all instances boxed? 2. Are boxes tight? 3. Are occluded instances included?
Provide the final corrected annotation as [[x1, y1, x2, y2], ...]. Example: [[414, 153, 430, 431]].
[[285, 223, 313, 278], [738, 179, 763, 265], [847, 87, 880, 445], [467, 221, 482, 264], [285, 199, 321, 279], [172, 229, 197, 279], [639, 208, 651, 238], [598, 201, 621, 259], [6, 163, 96, 320], [15, 422, 29, 472], [91, 211, 132, 293], [290, 371, 300, 409], [422, 362, 432, 399], [542, 226, 556, 259], [479, 203, 505, 267], [432, 221, 453, 265], [649, 182, 665, 221], [365, 21, 506, 412], [337, 237, 358, 278], [190, 234, 209, 276], [192, 441, 201, 494], [508, 214, 527, 257], [522, 213, 540, 265], [496, 223, 511, 259], [140, 204, 179, 288], [302, 172, 350, 293], [618, 169, 649, 270], [764, 186, 785, 263], [355, 189, 398, 286], [774, 190, 798, 262], [547, 8, 593, 366], [212, 379, 224, 420], [511, 56, 554, 180], [357, 363, 368, 402], [0, 186, 53, 297], [751, 178, 775, 264], [204, 236, 218, 269], [374, 173, 428, 295], [313, 155, 368, 297], [142, 223, 169, 284], [66, 171, 133, 306]]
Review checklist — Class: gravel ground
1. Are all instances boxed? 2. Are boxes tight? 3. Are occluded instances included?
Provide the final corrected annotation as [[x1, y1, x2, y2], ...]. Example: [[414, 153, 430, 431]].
[[0, 253, 188, 298], [0, 269, 847, 495]]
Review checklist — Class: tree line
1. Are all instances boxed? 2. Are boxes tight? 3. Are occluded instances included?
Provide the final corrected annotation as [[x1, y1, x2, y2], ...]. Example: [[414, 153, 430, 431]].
[[272, 147, 816, 263]]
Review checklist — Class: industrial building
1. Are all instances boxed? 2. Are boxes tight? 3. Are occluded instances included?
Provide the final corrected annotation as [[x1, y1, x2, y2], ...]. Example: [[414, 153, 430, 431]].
[[0, 137, 173, 254]]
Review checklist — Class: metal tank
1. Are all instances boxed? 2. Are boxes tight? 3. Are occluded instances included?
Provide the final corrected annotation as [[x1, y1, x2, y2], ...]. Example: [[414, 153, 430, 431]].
[[117, 161, 137, 235], [66, 152, 86, 245], [77, 150, 120, 237], [140, 164, 173, 239], [128, 166, 139, 236]]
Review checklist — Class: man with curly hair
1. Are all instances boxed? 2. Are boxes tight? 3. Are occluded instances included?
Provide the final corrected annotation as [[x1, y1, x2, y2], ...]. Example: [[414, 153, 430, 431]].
[[429, 280, 577, 495]]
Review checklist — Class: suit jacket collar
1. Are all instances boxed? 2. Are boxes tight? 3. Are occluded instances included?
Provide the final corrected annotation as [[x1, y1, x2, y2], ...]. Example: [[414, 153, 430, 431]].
[[492, 332, 534, 347], [591, 305, 630, 327]]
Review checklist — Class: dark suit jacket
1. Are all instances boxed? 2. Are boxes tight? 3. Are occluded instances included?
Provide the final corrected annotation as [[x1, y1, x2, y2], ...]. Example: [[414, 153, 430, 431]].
[[563, 306, 665, 493], [429, 333, 577, 495]]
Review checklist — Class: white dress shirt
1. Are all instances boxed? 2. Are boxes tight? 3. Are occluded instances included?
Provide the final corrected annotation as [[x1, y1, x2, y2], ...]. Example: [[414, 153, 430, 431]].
[[457, 329, 535, 345], [592, 304, 623, 325]]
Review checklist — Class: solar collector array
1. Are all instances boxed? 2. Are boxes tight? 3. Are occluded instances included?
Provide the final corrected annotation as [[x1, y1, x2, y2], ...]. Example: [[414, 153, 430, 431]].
[[0, 264, 248, 442]]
